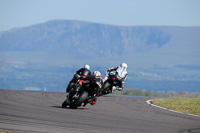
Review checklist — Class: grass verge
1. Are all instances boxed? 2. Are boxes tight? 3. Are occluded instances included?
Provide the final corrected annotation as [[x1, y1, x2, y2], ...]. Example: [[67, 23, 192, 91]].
[[152, 98, 200, 116], [113, 88, 200, 98], [0, 130, 15, 133]]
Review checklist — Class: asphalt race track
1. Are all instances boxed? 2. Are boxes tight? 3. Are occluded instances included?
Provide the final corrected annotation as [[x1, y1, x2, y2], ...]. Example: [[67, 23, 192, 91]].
[[0, 89, 199, 133]]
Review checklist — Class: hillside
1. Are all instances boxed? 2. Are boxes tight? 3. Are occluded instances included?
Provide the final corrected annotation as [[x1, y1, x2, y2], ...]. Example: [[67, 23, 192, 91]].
[[0, 20, 200, 93], [0, 20, 172, 55]]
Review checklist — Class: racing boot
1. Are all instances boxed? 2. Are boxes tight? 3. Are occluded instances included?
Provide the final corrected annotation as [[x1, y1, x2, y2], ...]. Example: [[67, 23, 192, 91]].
[[90, 97, 97, 105]]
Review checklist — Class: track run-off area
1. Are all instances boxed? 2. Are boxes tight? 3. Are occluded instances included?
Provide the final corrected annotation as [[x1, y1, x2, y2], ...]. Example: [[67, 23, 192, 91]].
[[0, 89, 199, 133]]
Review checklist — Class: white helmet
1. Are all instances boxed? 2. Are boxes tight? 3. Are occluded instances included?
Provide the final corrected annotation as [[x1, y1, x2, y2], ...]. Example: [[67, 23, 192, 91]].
[[93, 71, 101, 77], [120, 63, 128, 68], [84, 64, 90, 70]]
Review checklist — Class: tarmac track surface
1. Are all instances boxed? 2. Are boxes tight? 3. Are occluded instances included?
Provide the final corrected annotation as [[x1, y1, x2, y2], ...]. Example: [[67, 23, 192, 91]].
[[0, 89, 199, 133]]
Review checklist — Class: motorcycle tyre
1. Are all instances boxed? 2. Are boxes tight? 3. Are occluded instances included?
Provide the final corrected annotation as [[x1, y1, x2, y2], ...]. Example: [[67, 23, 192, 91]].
[[62, 100, 68, 108], [69, 91, 89, 109], [102, 81, 111, 94]]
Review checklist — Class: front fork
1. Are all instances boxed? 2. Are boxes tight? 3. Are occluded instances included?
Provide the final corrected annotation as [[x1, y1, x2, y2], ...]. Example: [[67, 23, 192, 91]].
[[68, 84, 81, 101]]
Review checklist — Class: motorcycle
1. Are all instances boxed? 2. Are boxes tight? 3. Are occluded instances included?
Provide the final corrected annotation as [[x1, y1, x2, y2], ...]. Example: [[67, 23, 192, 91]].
[[62, 79, 96, 109], [102, 71, 121, 95]]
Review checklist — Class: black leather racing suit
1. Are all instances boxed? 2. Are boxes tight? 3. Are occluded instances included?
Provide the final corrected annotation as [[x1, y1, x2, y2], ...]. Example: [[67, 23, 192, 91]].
[[79, 75, 104, 105]]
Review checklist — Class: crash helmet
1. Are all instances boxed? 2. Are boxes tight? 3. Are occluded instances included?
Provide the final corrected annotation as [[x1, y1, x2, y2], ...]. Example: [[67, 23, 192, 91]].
[[93, 71, 101, 77], [84, 64, 90, 70], [120, 63, 128, 68]]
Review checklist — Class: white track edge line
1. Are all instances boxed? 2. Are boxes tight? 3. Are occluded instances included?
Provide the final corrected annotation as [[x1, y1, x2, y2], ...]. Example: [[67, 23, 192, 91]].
[[146, 99, 200, 118]]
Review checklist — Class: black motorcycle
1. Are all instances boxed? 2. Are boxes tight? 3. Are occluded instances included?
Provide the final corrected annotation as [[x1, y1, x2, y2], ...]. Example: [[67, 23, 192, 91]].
[[62, 80, 96, 109], [102, 71, 122, 95]]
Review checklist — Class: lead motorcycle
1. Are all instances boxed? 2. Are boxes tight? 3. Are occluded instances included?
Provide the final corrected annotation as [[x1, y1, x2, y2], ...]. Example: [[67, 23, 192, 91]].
[[62, 80, 96, 109], [101, 71, 122, 95]]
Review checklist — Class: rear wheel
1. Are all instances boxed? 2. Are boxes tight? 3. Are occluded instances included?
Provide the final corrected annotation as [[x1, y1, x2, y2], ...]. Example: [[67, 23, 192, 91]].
[[69, 91, 88, 109]]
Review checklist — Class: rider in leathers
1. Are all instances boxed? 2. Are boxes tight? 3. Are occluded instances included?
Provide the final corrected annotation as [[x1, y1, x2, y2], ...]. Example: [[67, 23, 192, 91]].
[[79, 71, 103, 105], [104, 63, 128, 91], [66, 64, 91, 93]]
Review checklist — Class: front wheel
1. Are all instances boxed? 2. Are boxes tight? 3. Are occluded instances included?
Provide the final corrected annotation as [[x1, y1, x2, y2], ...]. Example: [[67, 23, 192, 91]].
[[102, 81, 111, 95], [62, 100, 68, 108]]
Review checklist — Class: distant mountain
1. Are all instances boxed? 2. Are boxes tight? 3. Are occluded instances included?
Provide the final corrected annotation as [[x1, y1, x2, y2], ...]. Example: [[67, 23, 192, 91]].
[[0, 20, 173, 56], [0, 20, 200, 93]]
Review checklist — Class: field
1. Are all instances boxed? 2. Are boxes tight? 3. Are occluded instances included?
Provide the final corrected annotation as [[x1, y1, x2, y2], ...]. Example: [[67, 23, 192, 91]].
[[152, 98, 200, 115], [113, 88, 200, 98]]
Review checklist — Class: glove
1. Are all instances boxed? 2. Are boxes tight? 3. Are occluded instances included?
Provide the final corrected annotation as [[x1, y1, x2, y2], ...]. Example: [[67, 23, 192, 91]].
[[74, 74, 81, 79], [107, 69, 111, 72]]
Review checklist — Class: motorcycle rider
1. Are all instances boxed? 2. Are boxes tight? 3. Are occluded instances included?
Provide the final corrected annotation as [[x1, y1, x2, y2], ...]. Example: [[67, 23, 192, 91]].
[[79, 71, 104, 106], [104, 63, 128, 91], [66, 64, 91, 93]]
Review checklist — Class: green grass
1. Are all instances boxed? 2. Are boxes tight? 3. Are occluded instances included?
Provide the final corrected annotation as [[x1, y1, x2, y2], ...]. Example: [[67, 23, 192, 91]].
[[0, 131, 15, 133], [152, 98, 200, 116], [113, 88, 200, 98]]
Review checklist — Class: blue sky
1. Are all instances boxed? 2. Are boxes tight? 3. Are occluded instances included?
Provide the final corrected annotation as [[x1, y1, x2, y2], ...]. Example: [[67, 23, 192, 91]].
[[0, 0, 200, 32]]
